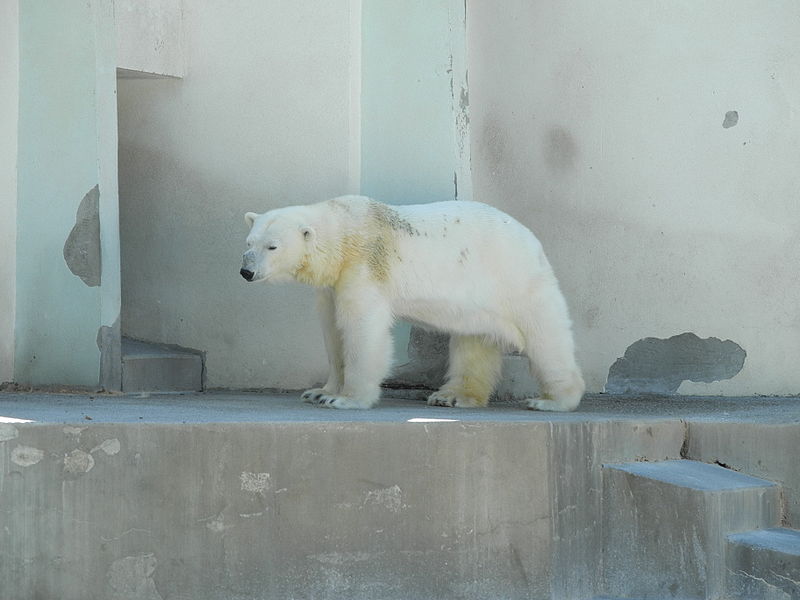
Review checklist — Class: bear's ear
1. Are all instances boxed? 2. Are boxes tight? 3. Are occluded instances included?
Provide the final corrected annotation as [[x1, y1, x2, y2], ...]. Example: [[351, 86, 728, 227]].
[[300, 225, 316, 243], [244, 212, 258, 227]]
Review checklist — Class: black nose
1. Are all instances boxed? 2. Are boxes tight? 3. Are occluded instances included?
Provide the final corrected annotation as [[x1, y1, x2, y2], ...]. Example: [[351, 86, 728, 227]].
[[240, 268, 254, 281]]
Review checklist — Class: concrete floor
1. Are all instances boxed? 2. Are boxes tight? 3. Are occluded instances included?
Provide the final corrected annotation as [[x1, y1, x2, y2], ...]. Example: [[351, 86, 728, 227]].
[[0, 389, 798, 424]]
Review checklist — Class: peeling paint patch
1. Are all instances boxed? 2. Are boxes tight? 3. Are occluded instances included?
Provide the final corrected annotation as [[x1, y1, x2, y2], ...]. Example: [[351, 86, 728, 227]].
[[106, 554, 163, 600], [310, 551, 374, 565], [64, 448, 95, 475], [11, 445, 44, 467], [63, 184, 101, 287], [240, 471, 271, 496], [364, 484, 404, 512], [723, 110, 739, 128], [0, 423, 19, 442], [97, 313, 122, 392], [204, 513, 234, 533], [606, 333, 746, 394], [63, 426, 86, 437], [93, 438, 121, 456]]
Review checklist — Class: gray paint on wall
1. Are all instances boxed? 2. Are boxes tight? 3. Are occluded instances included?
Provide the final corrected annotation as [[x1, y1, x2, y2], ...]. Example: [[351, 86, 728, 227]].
[[723, 110, 739, 128], [96, 313, 121, 392], [63, 185, 101, 287], [606, 333, 746, 394]]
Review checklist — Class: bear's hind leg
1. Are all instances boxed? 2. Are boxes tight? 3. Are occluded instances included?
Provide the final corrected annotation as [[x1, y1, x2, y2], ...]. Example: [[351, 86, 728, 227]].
[[302, 288, 344, 403], [315, 285, 393, 409], [521, 290, 585, 412], [428, 335, 501, 408]]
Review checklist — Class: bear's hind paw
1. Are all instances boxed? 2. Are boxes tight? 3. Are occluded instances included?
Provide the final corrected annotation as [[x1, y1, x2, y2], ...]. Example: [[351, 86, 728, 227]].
[[315, 394, 376, 410], [427, 391, 485, 408], [527, 397, 579, 413]]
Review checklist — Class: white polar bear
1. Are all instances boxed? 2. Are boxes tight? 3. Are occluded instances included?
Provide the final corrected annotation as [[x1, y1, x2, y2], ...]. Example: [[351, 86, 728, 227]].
[[241, 196, 584, 411]]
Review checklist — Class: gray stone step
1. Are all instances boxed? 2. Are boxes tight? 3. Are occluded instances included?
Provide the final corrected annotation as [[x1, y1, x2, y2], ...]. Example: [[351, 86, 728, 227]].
[[121, 337, 203, 392], [727, 528, 800, 599], [603, 459, 781, 599]]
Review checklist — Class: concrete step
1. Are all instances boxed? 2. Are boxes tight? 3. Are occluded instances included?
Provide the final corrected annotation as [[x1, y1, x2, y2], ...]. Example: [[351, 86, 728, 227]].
[[603, 459, 781, 599], [121, 337, 203, 392], [726, 527, 800, 599]]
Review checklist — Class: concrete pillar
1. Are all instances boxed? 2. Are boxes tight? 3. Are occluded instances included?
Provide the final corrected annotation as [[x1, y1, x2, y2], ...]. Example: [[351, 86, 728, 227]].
[[360, 0, 471, 369], [0, 1, 19, 384], [13, 0, 121, 390]]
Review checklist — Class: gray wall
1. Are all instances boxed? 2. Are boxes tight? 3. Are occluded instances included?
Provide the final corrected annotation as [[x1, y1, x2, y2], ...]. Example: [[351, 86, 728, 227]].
[[468, 0, 800, 394], [118, 1, 352, 389], [0, 1, 18, 383]]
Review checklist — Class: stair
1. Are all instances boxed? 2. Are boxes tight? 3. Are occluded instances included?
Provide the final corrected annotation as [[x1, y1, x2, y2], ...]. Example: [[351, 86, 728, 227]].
[[121, 337, 203, 392], [727, 527, 800, 599], [602, 459, 781, 599]]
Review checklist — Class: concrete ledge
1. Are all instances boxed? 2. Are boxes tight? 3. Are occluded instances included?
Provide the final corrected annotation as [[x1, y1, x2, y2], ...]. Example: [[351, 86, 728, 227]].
[[1, 393, 799, 599]]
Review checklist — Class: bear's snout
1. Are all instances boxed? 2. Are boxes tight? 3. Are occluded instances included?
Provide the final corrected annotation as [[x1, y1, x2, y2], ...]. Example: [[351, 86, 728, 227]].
[[240, 268, 255, 282]]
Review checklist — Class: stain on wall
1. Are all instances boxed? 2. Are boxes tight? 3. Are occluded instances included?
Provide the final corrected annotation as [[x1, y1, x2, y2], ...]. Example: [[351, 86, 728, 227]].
[[605, 332, 746, 394], [63, 184, 102, 286], [545, 126, 579, 171]]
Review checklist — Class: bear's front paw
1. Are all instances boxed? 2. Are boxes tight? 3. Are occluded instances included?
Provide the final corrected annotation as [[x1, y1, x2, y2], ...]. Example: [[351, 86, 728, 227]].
[[314, 394, 376, 410], [301, 388, 327, 403], [427, 390, 485, 408]]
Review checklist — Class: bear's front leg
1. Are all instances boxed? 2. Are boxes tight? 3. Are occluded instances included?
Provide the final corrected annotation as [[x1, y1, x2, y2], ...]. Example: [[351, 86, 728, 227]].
[[302, 288, 344, 403], [314, 283, 393, 409]]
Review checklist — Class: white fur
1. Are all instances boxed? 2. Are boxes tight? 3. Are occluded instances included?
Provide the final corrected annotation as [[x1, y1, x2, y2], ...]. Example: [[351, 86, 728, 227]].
[[242, 195, 584, 411]]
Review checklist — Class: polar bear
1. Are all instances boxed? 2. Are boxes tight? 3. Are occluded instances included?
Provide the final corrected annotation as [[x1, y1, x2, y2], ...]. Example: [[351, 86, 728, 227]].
[[241, 196, 584, 411]]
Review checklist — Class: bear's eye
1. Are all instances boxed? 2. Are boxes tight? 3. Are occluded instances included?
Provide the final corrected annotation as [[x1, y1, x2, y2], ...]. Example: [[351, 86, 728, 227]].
[[267, 244, 278, 251]]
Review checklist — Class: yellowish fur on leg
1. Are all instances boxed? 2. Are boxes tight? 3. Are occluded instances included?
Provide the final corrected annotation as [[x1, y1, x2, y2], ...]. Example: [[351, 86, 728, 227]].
[[428, 335, 502, 408]]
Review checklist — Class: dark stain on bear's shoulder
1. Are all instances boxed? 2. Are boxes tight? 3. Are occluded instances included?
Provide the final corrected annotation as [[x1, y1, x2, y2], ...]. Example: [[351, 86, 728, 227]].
[[368, 201, 419, 236]]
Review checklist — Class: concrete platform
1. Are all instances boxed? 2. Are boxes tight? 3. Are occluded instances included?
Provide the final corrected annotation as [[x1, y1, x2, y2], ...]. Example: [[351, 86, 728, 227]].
[[1, 391, 799, 600]]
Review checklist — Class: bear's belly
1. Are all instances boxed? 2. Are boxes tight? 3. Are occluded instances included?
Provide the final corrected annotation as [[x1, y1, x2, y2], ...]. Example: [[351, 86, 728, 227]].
[[393, 298, 525, 350]]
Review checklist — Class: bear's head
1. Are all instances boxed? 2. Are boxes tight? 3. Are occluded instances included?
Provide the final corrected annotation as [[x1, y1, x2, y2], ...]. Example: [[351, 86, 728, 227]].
[[241, 208, 316, 283]]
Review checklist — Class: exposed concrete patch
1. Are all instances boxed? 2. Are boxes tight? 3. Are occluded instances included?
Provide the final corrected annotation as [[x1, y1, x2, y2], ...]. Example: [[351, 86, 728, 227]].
[[97, 313, 122, 392], [606, 333, 746, 394], [64, 448, 95, 476], [240, 471, 271, 496], [723, 110, 739, 128], [11, 445, 44, 467], [106, 554, 163, 600], [364, 484, 404, 512], [93, 438, 121, 456], [63, 184, 101, 287], [63, 426, 86, 437]]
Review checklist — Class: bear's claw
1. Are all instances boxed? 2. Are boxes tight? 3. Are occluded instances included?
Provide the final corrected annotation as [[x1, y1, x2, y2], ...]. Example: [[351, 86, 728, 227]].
[[301, 388, 327, 403], [427, 390, 485, 408]]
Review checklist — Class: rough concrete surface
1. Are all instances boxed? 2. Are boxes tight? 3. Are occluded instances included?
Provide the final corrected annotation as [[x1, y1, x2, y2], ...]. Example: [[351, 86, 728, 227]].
[[0, 392, 798, 600], [603, 460, 780, 598], [727, 528, 800, 599]]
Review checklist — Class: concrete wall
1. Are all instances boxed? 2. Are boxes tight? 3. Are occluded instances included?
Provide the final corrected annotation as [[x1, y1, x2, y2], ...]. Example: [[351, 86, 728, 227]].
[[467, 0, 800, 395], [15, 1, 121, 388], [0, 418, 684, 599], [0, 1, 19, 383], [116, 0, 184, 78], [117, 1, 352, 389]]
